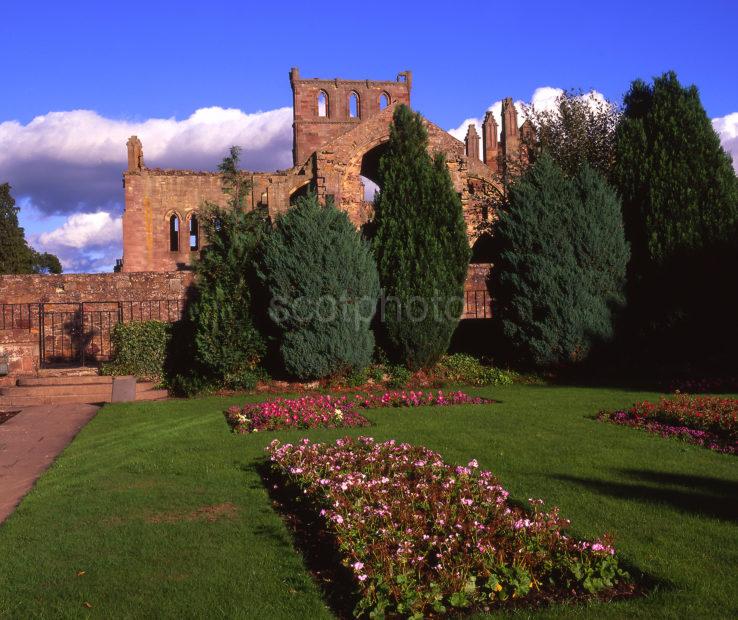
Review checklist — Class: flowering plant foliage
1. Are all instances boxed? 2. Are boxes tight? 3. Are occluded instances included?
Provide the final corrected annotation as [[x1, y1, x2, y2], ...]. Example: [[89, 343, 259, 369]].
[[598, 394, 737, 454], [267, 437, 631, 617], [225, 390, 490, 433]]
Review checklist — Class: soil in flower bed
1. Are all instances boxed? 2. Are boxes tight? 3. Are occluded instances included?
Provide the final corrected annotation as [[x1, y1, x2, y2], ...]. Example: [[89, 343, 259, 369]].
[[0, 410, 20, 425], [598, 394, 737, 454], [225, 390, 492, 433], [265, 437, 637, 618]]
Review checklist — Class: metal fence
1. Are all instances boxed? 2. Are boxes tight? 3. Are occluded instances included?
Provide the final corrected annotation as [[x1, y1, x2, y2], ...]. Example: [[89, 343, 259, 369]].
[[0, 299, 184, 367]]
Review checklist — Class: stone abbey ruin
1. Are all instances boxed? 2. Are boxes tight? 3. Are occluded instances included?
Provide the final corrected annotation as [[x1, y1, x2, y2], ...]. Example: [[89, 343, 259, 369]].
[[122, 67, 533, 272], [1, 68, 532, 376]]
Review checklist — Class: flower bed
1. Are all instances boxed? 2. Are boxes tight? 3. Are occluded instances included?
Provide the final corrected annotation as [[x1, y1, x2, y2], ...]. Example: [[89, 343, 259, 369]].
[[266, 437, 632, 617], [598, 394, 737, 454], [225, 390, 490, 433]]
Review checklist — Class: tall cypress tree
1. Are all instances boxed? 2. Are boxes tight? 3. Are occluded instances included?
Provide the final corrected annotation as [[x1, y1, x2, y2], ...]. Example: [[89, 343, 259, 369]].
[[492, 153, 628, 367], [615, 71, 738, 272], [372, 105, 470, 369], [614, 71, 738, 362]]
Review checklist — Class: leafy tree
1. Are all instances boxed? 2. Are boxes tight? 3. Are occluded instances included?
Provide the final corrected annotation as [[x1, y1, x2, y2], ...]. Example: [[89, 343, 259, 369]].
[[188, 147, 268, 388], [258, 191, 379, 380], [32, 252, 62, 274], [613, 72, 738, 364], [523, 90, 620, 179], [0, 183, 61, 274], [371, 104, 471, 370], [491, 153, 628, 367]]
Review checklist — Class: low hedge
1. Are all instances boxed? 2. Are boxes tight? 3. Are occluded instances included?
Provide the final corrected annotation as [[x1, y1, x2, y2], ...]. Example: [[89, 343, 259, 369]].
[[101, 320, 171, 382]]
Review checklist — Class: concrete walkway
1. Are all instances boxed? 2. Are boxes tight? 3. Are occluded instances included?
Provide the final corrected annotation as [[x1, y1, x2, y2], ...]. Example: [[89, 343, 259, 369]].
[[0, 404, 98, 525]]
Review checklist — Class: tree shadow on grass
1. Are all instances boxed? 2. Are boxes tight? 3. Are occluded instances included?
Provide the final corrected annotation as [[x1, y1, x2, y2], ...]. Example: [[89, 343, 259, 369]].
[[553, 469, 738, 522], [249, 458, 359, 619]]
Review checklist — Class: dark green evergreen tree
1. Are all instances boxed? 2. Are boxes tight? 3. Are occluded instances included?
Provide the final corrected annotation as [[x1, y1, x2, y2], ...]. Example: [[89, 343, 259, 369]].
[[491, 153, 628, 367], [258, 191, 379, 380], [189, 147, 268, 388], [372, 104, 471, 370], [0, 183, 62, 274], [615, 70, 738, 271], [613, 71, 738, 364]]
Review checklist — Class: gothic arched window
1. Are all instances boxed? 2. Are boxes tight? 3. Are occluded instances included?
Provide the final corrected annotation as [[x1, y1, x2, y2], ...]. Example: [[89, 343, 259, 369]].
[[169, 214, 180, 252], [317, 90, 329, 117]]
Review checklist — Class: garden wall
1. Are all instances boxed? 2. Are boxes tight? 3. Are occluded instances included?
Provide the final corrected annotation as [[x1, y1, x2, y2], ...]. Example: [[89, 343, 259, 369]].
[[0, 272, 193, 379]]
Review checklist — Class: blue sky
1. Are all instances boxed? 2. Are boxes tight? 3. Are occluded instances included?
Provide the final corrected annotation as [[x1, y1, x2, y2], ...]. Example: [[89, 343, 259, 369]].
[[1, 0, 737, 271]]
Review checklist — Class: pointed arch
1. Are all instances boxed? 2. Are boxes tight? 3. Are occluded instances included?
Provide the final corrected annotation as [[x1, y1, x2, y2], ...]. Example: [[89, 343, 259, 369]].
[[187, 212, 200, 251], [167, 211, 182, 252], [379, 92, 390, 110]]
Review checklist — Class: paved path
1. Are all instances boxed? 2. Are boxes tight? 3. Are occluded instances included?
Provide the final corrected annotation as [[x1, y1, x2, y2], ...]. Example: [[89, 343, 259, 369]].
[[0, 404, 98, 525]]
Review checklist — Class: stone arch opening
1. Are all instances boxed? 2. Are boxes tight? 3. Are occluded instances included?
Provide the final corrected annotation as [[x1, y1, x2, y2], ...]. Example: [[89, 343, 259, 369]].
[[188, 213, 200, 251], [289, 180, 313, 205], [349, 91, 360, 118], [359, 141, 388, 203], [379, 92, 390, 110]]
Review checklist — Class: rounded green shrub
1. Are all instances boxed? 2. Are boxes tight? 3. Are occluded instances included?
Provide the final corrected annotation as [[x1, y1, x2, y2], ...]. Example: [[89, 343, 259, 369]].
[[258, 192, 380, 380]]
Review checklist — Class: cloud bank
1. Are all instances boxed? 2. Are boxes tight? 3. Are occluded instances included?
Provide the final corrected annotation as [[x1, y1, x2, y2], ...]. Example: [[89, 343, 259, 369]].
[[1, 93, 736, 273], [0, 106, 293, 271]]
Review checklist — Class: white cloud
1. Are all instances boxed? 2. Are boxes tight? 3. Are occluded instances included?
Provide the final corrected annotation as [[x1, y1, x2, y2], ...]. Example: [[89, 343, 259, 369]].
[[0, 106, 293, 215], [713, 112, 738, 172], [37, 211, 122, 249], [1, 105, 293, 272], [29, 211, 122, 272]]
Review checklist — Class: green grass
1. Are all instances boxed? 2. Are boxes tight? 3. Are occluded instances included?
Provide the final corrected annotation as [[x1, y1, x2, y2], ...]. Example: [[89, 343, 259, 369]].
[[0, 385, 736, 618]]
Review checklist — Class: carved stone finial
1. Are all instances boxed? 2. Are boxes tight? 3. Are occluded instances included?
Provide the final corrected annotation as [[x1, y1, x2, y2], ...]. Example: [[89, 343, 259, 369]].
[[126, 136, 144, 172]]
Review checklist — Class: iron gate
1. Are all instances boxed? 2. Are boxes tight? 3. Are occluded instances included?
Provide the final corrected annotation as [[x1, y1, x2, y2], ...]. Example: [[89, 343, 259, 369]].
[[37, 300, 183, 367]]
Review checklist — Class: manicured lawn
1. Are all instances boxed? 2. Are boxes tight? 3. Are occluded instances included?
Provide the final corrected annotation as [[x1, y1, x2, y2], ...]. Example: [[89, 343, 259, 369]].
[[0, 385, 736, 618]]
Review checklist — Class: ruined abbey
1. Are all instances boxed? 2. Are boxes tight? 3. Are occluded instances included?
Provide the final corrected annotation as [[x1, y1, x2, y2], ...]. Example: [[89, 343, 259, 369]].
[[1, 68, 531, 376], [121, 67, 533, 272]]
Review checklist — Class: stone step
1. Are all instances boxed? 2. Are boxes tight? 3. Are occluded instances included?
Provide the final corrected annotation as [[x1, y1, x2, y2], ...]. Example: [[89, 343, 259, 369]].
[[1, 384, 113, 397], [17, 375, 114, 387]]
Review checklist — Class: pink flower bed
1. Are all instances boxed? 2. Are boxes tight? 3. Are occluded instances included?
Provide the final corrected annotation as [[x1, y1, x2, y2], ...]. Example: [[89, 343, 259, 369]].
[[267, 437, 632, 616], [598, 394, 737, 454], [225, 390, 491, 433]]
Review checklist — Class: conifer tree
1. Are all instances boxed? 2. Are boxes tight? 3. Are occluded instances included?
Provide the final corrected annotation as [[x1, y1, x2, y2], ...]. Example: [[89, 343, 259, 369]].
[[372, 105, 471, 369], [614, 71, 738, 272], [189, 147, 268, 387], [258, 191, 379, 380], [491, 153, 628, 367], [613, 71, 738, 361]]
